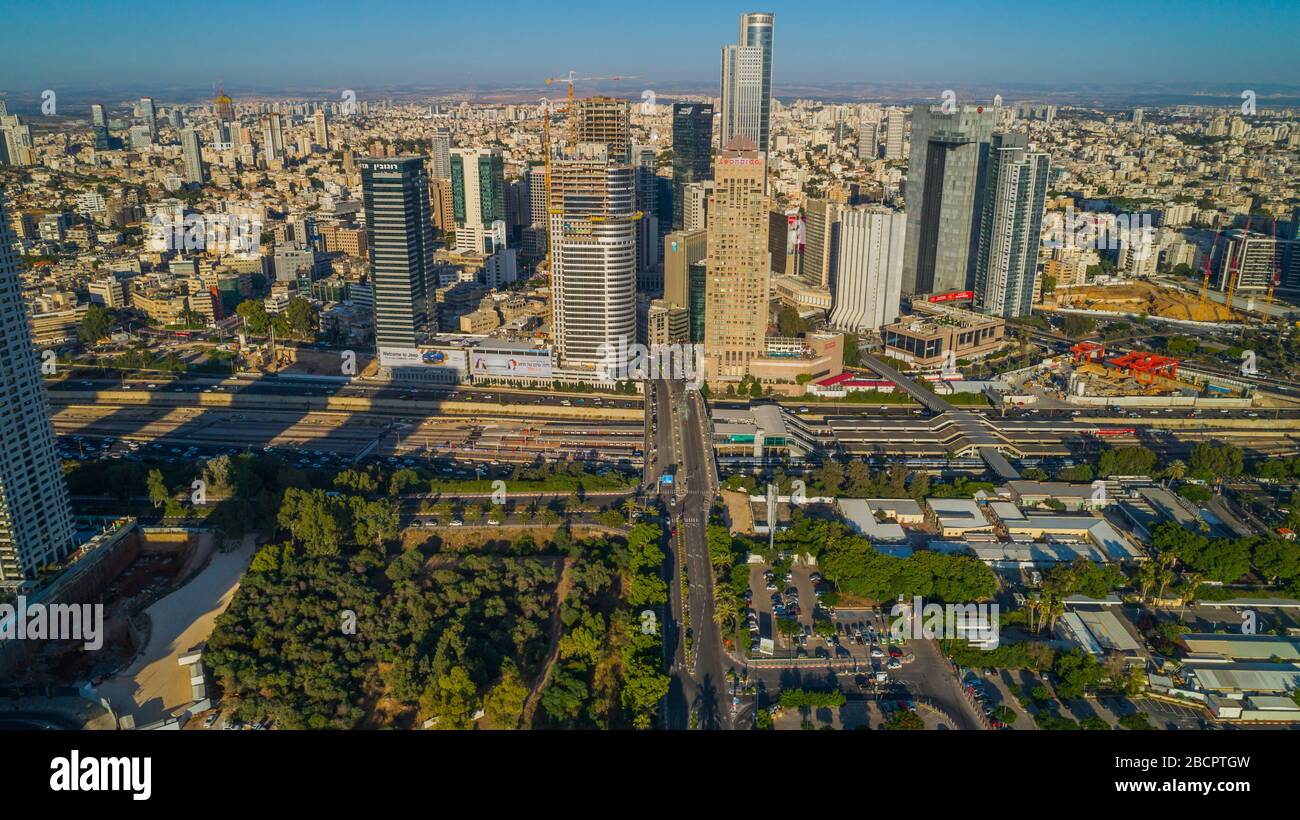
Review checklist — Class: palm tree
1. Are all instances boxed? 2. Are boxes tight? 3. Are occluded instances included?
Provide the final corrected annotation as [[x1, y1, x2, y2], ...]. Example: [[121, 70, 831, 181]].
[[1137, 561, 1159, 603], [1179, 572, 1203, 619], [621, 498, 639, 522], [1164, 460, 1187, 481], [1025, 596, 1042, 632]]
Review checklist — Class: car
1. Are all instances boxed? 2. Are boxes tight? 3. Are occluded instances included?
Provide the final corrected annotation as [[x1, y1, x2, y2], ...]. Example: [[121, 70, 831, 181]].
[[203, 712, 220, 728], [886, 659, 902, 670], [889, 647, 903, 659], [449, 520, 463, 527], [870, 647, 885, 658], [764, 580, 777, 591]]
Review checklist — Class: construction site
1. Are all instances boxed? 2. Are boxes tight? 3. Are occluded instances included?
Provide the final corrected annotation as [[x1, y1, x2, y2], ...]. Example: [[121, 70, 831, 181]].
[[1063, 342, 1253, 403], [1048, 282, 1235, 323]]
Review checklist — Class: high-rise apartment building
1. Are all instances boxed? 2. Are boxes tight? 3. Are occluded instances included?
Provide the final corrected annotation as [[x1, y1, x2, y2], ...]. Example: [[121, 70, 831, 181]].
[[314, 109, 330, 150], [262, 113, 285, 162], [704, 140, 769, 379], [0, 191, 75, 584], [901, 104, 995, 295], [682, 181, 712, 232], [429, 128, 452, 179], [737, 12, 775, 153], [720, 44, 764, 155], [672, 102, 715, 230], [884, 109, 906, 160], [360, 157, 436, 350], [858, 121, 877, 160], [576, 97, 632, 164], [549, 143, 637, 368], [973, 133, 1050, 318], [829, 207, 906, 333], [450, 147, 506, 255], [180, 127, 206, 185]]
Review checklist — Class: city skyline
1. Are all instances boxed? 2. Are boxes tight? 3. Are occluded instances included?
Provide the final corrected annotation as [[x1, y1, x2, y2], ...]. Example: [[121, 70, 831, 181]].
[[3, 0, 1300, 95]]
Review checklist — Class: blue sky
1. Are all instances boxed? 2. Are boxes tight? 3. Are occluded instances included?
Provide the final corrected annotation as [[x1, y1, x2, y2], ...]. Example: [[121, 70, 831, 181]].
[[2, 0, 1297, 93]]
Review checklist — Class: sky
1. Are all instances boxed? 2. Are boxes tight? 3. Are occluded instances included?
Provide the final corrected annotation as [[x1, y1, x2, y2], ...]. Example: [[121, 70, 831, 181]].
[[2, 0, 1298, 95]]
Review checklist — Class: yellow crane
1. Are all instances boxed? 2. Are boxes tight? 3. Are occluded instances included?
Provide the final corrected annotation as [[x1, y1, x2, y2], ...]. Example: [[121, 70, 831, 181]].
[[543, 72, 638, 143]]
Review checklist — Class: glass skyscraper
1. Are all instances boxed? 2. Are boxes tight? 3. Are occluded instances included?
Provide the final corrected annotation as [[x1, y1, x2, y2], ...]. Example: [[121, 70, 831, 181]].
[[360, 157, 436, 350], [901, 104, 996, 295], [671, 101, 715, 230]]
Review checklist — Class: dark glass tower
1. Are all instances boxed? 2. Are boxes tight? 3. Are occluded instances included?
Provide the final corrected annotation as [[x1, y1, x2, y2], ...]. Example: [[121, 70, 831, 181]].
[[672, 102, 715, 230], [360, 157, 436, 349]]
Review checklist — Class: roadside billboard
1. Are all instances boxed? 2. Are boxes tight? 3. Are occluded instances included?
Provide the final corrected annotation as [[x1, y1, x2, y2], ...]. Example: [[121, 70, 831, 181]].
[[470, 348, 552, 378]]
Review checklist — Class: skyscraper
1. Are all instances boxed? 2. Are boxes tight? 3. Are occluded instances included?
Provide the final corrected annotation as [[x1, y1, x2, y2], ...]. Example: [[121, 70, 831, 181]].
[[720, 44, 764, 154], [738, 12, 774, 153], [360, 157, 437, 350], [90, 103, 106, 128], [884, 109, 906, 160], [450, 147, 506, 255], [429, 128, 452, 179], [704, 140, 769, 379], [0, 190, 75, 584], [314, 109, 330, 150], [549, 143, 637, 368], [180, 127, 206, 185], [139, 97, 158, 141], [973, 133, 1050, 318], [800, 198, 842, 290], [901, 104, 996, 295], [575, 97, 632, 164], [672, 101, 715, 230], [830, 207, 906, 333], [262, 113, 285, 162], [858, 120, 877, 160]]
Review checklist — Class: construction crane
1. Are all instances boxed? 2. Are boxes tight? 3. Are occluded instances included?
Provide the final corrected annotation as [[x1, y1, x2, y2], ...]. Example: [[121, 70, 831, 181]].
[[543, 72, 638, 143], [1223, 216, 1254, 317], [1264, 218, 1282, 323], [1198, 226, 1223, 318]]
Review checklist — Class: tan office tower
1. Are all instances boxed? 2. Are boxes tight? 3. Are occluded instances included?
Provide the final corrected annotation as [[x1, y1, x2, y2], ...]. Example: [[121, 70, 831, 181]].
[[800, 198, 841, 289], [314, 109, 330, 150], [575, 97, 632, 164], [430, 177, 455, 233], [704, 139, 769, 380], [549, 143, 637, 368]]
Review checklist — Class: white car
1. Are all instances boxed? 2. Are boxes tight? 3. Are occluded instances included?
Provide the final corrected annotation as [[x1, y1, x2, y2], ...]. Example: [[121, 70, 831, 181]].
[[449, 520, 463, 527]]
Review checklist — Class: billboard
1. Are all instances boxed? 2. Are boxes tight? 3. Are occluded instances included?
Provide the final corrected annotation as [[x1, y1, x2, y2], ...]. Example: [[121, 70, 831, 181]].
[[470, 349, 553, 378], [928, 290, 974, 303], [379, 346, 468, 374], [786, 210, 805, 255]]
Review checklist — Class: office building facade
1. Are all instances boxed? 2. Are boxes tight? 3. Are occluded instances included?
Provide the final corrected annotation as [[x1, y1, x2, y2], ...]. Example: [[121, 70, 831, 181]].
[[829, 207, 906, 333], [901, 104, 995, 295], [704, 141, 769, 379], [672, 102, 715, 230], [360, 157, 437, 350], [549, 144, 637, 368], [450, 147, 506, 255]]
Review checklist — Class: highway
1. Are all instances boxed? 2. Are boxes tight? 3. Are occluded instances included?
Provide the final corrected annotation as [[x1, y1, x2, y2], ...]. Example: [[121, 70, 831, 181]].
[[653, 379, 747, 729]]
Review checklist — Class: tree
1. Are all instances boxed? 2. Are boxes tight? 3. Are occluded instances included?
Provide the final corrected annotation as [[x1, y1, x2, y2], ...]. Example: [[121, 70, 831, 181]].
[[78, 304, 115, 345], [778, 305, 808, 337], [235, 299, 270, 334], [420, 666, 480, 730], [146, 469, 169, 508], [482, 661, 528, 729], [286, 297, 318, 339], [883, 707, 925, 730]]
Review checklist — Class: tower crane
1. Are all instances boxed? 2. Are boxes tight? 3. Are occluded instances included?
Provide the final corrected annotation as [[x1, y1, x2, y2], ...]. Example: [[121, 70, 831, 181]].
[[543, 72, 639, 143], [1198, 226, 1223, 318], [1223, 216, 1254, 316]]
